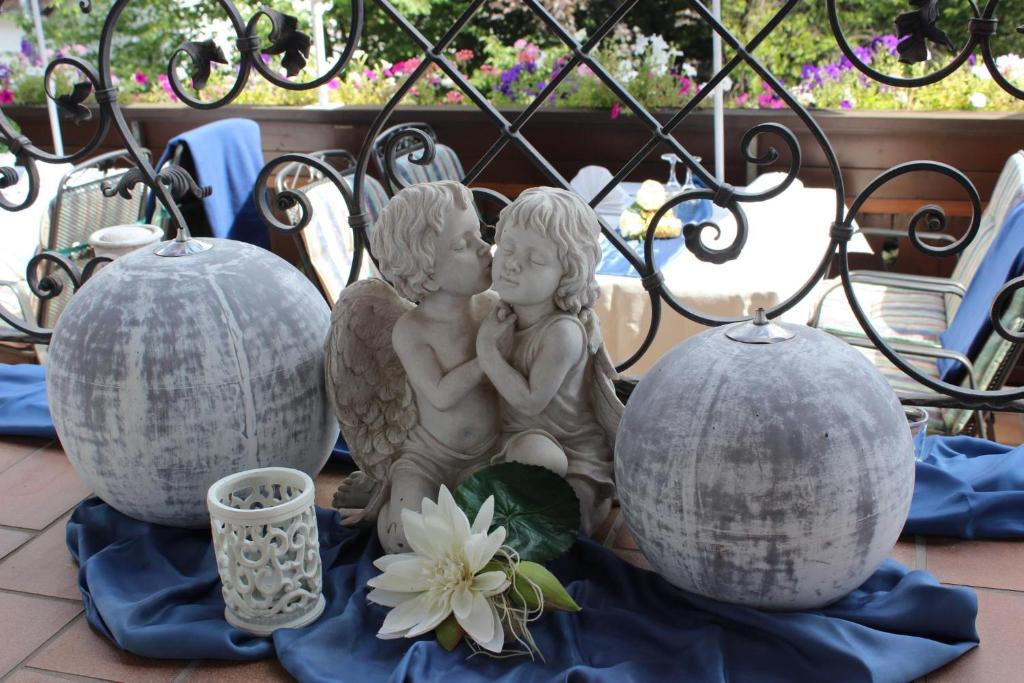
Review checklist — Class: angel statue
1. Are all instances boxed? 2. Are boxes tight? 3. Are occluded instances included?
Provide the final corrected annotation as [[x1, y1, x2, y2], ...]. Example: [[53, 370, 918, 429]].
[[476, 187, 624, 534], [325, 180, 500, 553]]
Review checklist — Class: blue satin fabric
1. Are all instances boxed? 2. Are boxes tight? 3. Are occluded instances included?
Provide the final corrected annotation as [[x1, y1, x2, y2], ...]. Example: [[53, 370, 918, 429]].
[[68, 498, 978, 683], [0, 363, 56, 439], [907, 434, 1024, 537]]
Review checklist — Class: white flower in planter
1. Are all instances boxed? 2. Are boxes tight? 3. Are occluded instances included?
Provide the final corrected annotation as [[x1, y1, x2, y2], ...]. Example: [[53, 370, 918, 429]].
[[367, 485, 510, 652], [969, 92, 989, 109]]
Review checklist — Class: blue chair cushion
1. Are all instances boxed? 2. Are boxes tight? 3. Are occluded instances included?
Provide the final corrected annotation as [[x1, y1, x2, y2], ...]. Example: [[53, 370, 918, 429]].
[[939, 201, 1024, 380]]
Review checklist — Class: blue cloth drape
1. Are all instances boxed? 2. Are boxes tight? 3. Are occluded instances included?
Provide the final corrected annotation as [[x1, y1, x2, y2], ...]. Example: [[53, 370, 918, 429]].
[[68, 499, 979, 683], [0, 363, 55, 439], [145, 118, 269, 248], [906, 434, 1024, 537]]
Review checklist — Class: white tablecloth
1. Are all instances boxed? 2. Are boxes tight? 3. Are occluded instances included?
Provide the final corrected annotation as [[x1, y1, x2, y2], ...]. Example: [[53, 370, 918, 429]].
[[592, 177, 871, 375], [0, 160, 72, 326]]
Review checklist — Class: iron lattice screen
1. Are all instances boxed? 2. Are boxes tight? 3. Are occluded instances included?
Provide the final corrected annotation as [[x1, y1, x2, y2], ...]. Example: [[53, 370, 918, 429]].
[[2, 0, 1024, 415]]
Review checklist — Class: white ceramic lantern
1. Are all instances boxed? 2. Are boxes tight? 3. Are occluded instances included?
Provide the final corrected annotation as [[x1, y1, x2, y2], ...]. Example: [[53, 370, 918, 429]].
[[615, 312, 915, 610], [208, 467, 325, 635], [48, 238, 339, 527]]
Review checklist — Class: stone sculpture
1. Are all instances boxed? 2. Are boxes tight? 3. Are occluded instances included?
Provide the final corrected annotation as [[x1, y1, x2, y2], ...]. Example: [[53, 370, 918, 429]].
[[325, 180, 499, 553], [326, 183, 622, 550], [477, 187, 622, 534]]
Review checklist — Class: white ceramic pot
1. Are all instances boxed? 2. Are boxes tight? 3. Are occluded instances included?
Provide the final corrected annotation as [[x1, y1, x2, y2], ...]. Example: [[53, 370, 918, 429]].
[[88, 224, 164, 259], [208, 467, 325, 635]]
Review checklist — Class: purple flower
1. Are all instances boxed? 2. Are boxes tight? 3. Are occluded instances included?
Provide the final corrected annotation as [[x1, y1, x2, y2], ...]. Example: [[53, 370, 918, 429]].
[[0, 64, 9, 80], [840, 99, 853, 110], [853, 45, 873, 64], [20, 38, 34, 58], [825, 63, 843, 80], [969, 54, 977, 66], [0, 88, 14, 104]]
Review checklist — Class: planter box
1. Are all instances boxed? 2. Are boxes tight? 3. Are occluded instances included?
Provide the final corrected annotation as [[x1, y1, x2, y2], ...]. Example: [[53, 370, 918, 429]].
[[8, 104, 1024, 276]]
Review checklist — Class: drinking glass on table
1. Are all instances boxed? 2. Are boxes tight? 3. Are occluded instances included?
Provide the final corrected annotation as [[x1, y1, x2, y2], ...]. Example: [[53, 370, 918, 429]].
[[905, 406, 928, 459]]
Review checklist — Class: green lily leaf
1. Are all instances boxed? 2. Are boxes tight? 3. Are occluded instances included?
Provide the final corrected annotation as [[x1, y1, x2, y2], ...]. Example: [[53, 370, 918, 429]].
[[454, 463, 580, 562], [435, 614, 462, 651]]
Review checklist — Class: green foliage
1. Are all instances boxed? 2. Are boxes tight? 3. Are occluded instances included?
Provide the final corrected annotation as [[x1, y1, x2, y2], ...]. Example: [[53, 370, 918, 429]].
[[454, 463, 580, 563]]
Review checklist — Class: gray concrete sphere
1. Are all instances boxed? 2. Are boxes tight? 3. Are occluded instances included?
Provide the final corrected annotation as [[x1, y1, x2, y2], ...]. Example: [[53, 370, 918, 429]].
[[615, 322, 915, 610], [48, 239, 339, 528]]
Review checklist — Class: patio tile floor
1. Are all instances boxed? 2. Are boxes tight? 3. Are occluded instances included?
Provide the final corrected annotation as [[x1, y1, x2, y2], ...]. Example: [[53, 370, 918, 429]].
[[0, 414, 1021, 682]]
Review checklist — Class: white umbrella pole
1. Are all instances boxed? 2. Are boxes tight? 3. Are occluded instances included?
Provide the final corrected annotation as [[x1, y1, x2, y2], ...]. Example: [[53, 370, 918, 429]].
[[311, 0, 328, 106], [29, 0, 64, 156], [712, 0, 724, 182]]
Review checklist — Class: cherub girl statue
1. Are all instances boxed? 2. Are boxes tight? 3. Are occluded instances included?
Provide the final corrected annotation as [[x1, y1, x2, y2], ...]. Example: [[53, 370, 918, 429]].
[[476, 187, 623, 533], [325, 180, 499, 553]]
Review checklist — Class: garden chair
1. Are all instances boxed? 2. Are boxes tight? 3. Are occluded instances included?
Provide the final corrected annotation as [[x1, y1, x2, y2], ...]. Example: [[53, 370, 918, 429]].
[[275, 149, 389, 303], [370, 122, 465, 196], [809, 151, 1024, 438], [35, 148, 151, 334]]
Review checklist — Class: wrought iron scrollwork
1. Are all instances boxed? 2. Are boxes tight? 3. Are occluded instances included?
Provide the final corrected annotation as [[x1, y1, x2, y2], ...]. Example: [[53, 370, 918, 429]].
[[2, 0, 1024, 413]]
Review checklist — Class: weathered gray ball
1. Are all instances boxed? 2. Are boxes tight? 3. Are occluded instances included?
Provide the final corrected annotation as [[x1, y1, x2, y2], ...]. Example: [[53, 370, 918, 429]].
[[48, 239, 339, 528], [615, 322, 915, 610]]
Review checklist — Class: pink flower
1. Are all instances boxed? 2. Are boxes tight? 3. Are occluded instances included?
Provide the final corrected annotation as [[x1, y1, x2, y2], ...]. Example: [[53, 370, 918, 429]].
[[678, 77, 692, 95], [409, 86, 420, 97], [364, 68, 377, 81], [328, 78, 340, 90], [428, 75, 440, 85], [479, 64, 497, 74], [455, 49, 474, 63], [514, 39, 527, 49], [73, 44, 87, 56], [133, 71, 148, 85], [445, 90, 463, 104], [157, 73, 178, 102], [735, 92, 749, 105], [0, 89, 13, 104], [610, 102, 621, 120], [577, 64, 594, 77], [517, 43, 540, 64]]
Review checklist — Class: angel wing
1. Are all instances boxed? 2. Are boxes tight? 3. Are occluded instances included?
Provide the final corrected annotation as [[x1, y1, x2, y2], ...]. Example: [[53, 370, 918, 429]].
[[324, 278, 417, 484], [581, 309, 624, 447]]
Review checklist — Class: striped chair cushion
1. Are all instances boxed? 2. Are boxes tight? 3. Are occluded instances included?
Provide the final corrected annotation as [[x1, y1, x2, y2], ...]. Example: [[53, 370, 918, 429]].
[[851, 346, 949, 433], [816, 282, 948, 346], [392, 144, 465, 188], [947, 151, 1024, 321], [288, 175, 388, 303]]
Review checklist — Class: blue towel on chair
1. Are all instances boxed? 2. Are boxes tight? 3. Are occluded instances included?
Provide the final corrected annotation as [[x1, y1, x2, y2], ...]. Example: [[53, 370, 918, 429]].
[[146, 118, 268, 248], [939, 202, 1024, 380], [67, 499, 978, 683]]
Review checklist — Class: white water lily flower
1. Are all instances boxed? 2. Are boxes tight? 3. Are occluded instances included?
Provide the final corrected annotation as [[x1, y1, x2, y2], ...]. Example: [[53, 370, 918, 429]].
[[366, 485, 510, 652]]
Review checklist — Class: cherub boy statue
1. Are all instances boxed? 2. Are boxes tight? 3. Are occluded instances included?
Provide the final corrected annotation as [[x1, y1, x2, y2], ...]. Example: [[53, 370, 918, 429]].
[[476, 187, 623, 534], [325, 180, 499, 553]]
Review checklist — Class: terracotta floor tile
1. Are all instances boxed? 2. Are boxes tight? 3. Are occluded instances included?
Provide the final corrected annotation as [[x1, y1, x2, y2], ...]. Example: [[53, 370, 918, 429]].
[[28, 616, 186, 683], [924, 537, 1024, 591], [314, 466, 347, 510], [0, 437, 50, 473], [0, 592, 81, 677], [993, 412, 1024, 446], [184, 658, 295, 682], [0, 445, 90, 530], [612, 524, 639, 551], [0, 527, 32, 560], [890, 536, 919, 569], [0, 514, 80, 600], [4, 668, 83, 683], [926, 588, 1024, 683]]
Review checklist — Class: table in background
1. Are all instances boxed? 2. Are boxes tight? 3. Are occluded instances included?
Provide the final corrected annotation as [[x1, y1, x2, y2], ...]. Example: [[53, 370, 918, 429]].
[[593, 177, 872, 374]]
